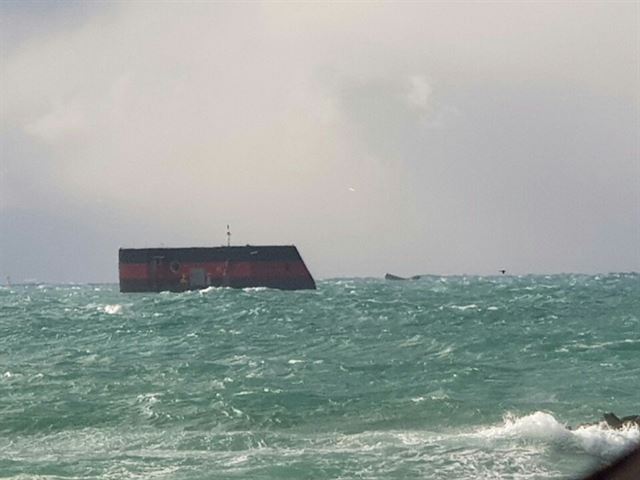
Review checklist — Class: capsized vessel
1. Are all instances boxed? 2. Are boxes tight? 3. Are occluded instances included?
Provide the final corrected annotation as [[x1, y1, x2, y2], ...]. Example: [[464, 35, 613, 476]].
[[119, 245, 316, 292]]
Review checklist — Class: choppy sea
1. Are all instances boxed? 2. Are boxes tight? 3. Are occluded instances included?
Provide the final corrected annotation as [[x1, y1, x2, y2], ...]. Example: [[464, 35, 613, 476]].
[[1, 274, 639, 479]]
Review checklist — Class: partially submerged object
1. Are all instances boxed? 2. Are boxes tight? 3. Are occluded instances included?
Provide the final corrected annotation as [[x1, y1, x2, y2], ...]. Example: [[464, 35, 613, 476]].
[[119, 245, 316, 292], [385, 273, 421, 281]]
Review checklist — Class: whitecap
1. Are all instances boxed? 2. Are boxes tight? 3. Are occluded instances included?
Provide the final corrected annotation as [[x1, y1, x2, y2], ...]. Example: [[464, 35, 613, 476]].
[[450, 304, 478, 311], [399, 334, 423, 347], [474, 411, 572, 443], [242, 287, 268, 292], [233, 390, 254, 396], [473, 411, 639, 460], [572, 422, 640, 458], [199, 286, 227, 293], [103, 304, 123, 315], [29, 373, 44, 382], [135, 393, 161, 419], [428, 389, 450, 400], [225, 453, 249, 465], [210, 379, 226, 389]]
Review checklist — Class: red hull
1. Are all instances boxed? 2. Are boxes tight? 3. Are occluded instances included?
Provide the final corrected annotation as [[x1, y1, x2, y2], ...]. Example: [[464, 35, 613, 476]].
[[119, 246, 315, 292]]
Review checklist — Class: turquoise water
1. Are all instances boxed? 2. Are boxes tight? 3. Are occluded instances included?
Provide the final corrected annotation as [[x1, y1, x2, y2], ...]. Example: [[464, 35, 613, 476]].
[[1, 274, 639, 479]]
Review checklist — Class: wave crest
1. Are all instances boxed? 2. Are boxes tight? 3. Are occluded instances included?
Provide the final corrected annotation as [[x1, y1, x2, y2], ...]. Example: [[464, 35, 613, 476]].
[[474, 411, 639, 459]]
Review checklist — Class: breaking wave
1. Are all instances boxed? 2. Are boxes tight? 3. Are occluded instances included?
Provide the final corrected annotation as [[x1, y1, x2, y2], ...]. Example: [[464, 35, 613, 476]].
[[473, 411, 639, 459]]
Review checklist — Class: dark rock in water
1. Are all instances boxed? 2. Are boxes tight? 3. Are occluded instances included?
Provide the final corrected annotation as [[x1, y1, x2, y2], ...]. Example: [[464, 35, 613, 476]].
[[603, 412, 640, 429], [572, 413, 640, 431]]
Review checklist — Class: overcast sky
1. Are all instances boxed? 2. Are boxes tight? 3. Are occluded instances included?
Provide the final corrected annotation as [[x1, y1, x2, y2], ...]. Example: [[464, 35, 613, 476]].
[[1, 1, 638, 282]]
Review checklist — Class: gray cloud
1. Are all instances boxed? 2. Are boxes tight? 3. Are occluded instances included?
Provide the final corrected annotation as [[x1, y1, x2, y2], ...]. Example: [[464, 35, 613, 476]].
[[1, 2, 638, 282]]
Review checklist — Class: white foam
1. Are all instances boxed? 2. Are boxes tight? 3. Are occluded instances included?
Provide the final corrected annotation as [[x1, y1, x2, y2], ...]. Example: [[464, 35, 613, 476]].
[[103, 304, 123, 315], [474, 411, 640, 459], [569, 338, 640, 351], [210, 379, 226, 389], [135, 393, 161, 419], [199, 286, 226, 293], [29, 373, 44, 382], [428, 389, 451, 400], [225, 453, 249, 465], [399, 334, 423, 347], [242, 287, 268, 292], [450, 304, 478, 311], [477, 411, 571, 443], [572, 423, 640, 458]]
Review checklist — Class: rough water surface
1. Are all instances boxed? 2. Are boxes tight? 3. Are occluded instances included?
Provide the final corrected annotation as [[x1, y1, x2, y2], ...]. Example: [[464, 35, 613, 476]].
[[1, 274, 639, 479]]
